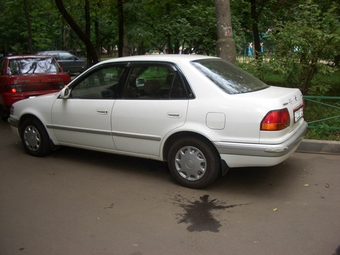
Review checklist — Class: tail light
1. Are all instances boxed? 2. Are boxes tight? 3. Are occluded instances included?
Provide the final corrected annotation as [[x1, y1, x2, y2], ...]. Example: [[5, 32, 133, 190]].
[[261, 108, 290, 131], [4, 85, 23, 93]]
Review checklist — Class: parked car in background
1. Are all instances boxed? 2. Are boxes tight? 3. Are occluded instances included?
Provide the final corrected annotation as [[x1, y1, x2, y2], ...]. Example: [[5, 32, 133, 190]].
[[37, 50, 86, 74], [0, 55, 70, 120], [9, 55, 307, 188]]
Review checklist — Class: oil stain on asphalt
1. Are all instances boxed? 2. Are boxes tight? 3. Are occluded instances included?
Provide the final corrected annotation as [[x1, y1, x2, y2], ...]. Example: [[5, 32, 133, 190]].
[[173, 194, 248, 233]]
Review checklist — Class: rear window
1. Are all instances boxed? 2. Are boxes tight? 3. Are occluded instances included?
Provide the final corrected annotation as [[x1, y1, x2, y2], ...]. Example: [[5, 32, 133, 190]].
[[191, 59, 268, 94], [8, 57, 61, 75]]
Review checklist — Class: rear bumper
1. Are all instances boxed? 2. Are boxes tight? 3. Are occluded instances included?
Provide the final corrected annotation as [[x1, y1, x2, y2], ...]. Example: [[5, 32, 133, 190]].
[[214, 121, 308, 167]]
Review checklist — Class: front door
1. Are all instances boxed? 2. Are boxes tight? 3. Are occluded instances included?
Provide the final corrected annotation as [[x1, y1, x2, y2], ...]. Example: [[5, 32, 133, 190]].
[[51, 64, 126, 151]]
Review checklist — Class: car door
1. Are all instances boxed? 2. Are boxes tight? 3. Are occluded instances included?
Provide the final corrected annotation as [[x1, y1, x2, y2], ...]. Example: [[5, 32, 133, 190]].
[[51, 64, 127, 150], [111, 63, 190, 157], [58, 52, 84, 73]]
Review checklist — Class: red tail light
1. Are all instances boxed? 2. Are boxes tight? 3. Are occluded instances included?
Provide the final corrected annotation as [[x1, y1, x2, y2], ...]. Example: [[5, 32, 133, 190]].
[[261, 109, 290, 131], [4, 85, 21, 93]]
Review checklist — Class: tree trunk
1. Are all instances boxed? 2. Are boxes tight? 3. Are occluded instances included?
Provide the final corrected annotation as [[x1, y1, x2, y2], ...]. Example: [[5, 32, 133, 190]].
[[117, 0, 124, 57], [55, 0, 99, 67], [95, 20, 100, 57], [215, 0, 236, 64], [166, 3, 173, 54], [250, 0, 261, 59], [23, 0, 33, 54]]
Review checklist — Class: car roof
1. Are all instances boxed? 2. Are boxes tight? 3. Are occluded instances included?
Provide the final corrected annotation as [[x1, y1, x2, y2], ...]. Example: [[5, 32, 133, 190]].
[[100, 54, 219, 64], [37, 50, 70, 54]]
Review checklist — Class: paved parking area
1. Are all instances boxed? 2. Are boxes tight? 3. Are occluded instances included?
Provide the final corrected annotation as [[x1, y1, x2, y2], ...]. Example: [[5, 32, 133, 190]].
[[0, 120, 339, 255]]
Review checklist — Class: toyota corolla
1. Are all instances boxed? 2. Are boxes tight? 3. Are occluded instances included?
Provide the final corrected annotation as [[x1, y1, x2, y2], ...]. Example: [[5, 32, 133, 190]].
[[8, 55, 307, 188]]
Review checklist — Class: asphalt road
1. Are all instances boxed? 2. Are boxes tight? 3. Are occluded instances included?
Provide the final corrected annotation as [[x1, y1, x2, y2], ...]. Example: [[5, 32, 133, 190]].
[[1, 119, 340, 255]]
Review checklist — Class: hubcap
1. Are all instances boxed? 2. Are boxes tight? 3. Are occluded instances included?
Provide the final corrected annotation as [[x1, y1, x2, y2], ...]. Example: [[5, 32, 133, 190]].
[[174, 146, 207, 181], [23, 125, 41, 151]]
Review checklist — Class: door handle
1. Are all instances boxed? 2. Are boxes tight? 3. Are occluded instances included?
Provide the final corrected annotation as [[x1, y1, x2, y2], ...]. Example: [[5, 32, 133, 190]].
[[167, 112, 181, 118], [96, 109, 108, 114]]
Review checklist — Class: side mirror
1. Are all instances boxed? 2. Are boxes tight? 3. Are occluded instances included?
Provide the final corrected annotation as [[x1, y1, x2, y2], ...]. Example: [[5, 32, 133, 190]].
[[59, 87, 70, 99]]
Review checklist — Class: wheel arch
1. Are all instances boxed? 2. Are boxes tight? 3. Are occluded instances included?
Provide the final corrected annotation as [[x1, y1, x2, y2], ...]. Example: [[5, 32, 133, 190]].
[[18, 114, 58, 151], [163, 131, 219, 161], [18, 114, 41, 133], [163, 131, 229, 176]]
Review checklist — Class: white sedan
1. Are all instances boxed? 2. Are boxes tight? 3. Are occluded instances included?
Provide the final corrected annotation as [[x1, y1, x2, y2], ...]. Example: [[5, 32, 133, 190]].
[[8, 55, 307, 188]]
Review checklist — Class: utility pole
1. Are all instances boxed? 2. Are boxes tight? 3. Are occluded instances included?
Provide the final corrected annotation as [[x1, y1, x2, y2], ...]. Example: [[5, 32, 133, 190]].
[[215, 0, 236, 64]]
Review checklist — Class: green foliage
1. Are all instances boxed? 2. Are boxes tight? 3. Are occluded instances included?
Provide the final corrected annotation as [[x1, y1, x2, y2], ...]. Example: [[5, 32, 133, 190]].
[[124, 0, 217, 54], [268, 1, 340, 95], [0, 0, 27, 53], [304, 98, 340, 141], [305, 126, 340, 141]]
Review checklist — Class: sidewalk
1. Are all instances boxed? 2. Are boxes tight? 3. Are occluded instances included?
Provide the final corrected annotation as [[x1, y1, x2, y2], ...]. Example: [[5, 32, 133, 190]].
[[297, 139, 340, 154]]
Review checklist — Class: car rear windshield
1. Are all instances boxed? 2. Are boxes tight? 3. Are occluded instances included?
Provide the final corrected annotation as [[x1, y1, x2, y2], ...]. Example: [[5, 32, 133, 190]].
[[191, 59, 268, 94], [8, 58, 61, 75]]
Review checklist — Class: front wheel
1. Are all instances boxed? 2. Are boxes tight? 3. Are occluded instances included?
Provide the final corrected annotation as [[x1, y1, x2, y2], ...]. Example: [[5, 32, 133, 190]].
[[20, 118, 52, 157], [167, 137, 221, 189]]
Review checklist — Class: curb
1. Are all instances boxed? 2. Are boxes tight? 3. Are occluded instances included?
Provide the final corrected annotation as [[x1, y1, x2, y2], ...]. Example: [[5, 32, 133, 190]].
[[297, 139, 340, 155]]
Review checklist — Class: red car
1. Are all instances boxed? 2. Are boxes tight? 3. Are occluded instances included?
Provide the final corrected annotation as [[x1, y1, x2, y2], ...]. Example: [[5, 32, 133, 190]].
[[0, 55, 71, 120]]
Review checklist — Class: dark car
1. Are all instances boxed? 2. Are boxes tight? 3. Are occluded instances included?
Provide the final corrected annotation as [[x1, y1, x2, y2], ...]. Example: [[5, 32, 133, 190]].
[[37, 50, 86, 74], [0, 55, 71, 120]]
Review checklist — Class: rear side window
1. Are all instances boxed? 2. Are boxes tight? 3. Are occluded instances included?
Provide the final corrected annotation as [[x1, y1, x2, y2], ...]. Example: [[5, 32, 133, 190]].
[[191, 59, 268, 94], [123, 64, 188, 99]]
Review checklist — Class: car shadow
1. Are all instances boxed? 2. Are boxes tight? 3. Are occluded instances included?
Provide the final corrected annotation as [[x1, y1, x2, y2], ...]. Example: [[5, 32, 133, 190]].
[[50, 146, 174, 183], [211, 156, 306, 197], [13, 140, 306, 193]]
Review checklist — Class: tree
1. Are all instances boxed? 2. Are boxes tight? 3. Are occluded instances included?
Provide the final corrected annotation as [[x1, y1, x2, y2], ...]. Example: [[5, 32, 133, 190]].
[[55, 0, 99, 66], [23, 0, 33, 53], [215, 0, 236, 63], [270, 1, 340, 94], [123, 0, 217, 55]]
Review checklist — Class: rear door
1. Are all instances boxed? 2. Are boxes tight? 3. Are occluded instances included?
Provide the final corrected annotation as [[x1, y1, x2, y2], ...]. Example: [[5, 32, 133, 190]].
[[111, 62, 190, 157]]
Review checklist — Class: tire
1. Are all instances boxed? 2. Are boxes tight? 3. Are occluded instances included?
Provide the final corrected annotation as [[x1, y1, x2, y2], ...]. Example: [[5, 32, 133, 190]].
[[20, 118, 52, 157], [167, 137, 221, 189]]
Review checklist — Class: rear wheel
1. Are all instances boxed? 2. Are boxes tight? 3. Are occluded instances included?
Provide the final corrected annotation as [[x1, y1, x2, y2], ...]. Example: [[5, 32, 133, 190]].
[[167, 137, 221, 189], [20, 118, 52, 157]]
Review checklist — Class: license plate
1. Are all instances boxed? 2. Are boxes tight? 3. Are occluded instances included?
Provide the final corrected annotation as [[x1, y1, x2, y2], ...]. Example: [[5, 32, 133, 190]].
[[294, 106, 303, 122]]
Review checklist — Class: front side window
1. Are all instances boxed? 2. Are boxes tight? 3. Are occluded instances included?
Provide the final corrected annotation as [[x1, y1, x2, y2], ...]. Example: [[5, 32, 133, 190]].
[[70, 65, 126, 99], [191, 59, 268, 94], [122, 64, 187, 99]]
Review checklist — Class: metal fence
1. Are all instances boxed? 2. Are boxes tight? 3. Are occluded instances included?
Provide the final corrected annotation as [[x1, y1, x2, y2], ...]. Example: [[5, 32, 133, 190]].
[[304, 96, 340, 131]]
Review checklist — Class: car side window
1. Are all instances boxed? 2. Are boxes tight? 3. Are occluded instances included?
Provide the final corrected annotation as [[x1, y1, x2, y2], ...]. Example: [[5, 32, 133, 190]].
[[60, 53, 77, 60], [47, 53, 59, 60], [122, 64, 187, 99], [70, 65, 126, 99]]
